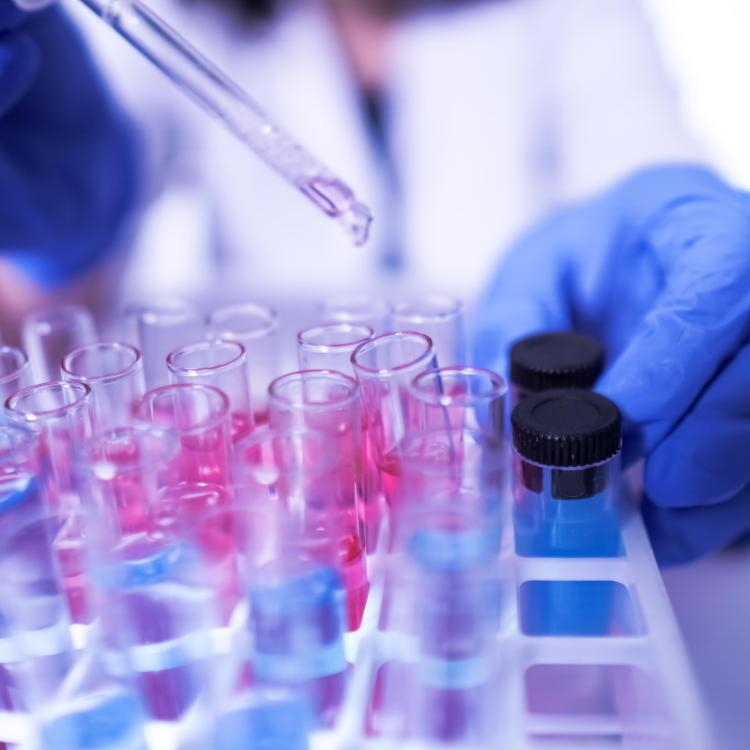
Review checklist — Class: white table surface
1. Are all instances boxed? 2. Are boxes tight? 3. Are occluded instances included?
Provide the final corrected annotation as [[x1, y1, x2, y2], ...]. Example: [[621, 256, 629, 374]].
[[662, 545, 750, 749]]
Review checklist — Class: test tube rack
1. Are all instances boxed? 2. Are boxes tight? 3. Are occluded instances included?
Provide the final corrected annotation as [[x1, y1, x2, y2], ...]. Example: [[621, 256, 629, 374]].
[[0, 496, 713, 749], [324, 495, 714, 750]]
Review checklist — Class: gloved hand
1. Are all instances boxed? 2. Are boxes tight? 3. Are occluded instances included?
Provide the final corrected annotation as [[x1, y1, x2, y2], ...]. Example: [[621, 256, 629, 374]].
[[0, 0, 137, 285], [474, 164, 750, 565]]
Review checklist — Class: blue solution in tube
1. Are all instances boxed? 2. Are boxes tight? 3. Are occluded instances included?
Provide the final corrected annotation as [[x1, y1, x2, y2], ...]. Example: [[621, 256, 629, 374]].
[[213, 689, 311, 750], [511, 389, 623, 558], [407, 519, 497, 743], [249, 565, 347, 728], [40, 691, 148, 750]]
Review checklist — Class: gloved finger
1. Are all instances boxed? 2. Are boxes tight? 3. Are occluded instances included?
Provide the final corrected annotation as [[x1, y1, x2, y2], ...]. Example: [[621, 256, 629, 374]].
[[0, 0, 26, 30], [644, 341, 750, 508], [643, 485, 750, 566], [598, 192, 750, 455], [0, 34, 39, 116], [472, 218, 575, 374]]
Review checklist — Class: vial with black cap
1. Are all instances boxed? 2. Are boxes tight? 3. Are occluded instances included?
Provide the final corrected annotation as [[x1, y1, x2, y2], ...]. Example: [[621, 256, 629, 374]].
[[509, 332, 605, 406], [511, 389, 623, 557]]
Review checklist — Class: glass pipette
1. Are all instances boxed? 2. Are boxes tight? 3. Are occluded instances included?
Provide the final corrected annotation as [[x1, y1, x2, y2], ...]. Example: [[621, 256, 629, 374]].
[[50, 0, 374, 244]]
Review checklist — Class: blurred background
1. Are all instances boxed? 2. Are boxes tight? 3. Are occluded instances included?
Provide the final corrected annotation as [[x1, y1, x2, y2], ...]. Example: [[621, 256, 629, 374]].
[[645, 0, 750, 187]]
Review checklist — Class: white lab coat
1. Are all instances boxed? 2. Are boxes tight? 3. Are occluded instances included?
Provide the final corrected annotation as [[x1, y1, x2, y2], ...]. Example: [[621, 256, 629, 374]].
[[71, 0, 698, 313]]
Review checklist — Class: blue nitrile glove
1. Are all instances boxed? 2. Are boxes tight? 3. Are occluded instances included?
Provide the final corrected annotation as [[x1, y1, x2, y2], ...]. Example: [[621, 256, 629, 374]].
[[473, 164, 750, 565], [0, 0, 137, 286]]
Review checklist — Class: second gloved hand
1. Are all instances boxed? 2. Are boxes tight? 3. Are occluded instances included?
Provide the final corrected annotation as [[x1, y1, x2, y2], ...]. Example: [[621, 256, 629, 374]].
[[0, 0, 138, 285], [473, 164, 750, 564]]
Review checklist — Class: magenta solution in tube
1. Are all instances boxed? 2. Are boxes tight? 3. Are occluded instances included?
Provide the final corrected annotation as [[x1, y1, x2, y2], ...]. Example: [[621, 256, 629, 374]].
[[168, 339, 255, 443]]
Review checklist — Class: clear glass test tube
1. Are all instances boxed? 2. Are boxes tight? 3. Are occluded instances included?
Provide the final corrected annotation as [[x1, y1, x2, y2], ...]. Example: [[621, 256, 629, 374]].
[[378, 504, 499, 744], [268, 371, 368, 630], [126, 299, 204, 389], [320, 294, 393, 335], [5, 382, 96, 624], [167, 339, 254, 443], [296, 324, 381, 552], [297, 322, 374, 375], [0, 491, 80, 708], [89, 524, 220, 722], [5, 382, 95, 511], [245, 519, 348, 729], [0, 424, 45, 712], [78, 426, 177, 539], [0, 345, 31, 408], [207, 303, 280, 425], [352, 332, 436, 513], [135, 383, 233, 525], [22, 304, 97, 384], [393, 294, 466, 367], [62, 342, 145, 430], [398, 367, 508, 537]]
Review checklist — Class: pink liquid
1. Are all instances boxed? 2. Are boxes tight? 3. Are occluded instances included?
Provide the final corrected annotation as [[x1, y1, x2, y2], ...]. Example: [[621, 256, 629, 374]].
[[53, 516, 93, 625], [230, 410, 254, 444], [340, 533, 368, 631]]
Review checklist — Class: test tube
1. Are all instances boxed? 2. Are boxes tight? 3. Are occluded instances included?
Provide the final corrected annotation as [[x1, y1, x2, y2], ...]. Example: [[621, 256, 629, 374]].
[[509, 331, 605, 407], [78, 427, 177, 539], [296, 324, 382, 551], [5, 382, 96, 624], [0, 346, 31, 407], [401, 367, 508, 538], [0, 471, 79, 708], [207, 303, 280, 424], [135, 383, 233, 524], [39, 688, 149, 750], [393, 294, 466, 367], [126, 299, 204, 389], [511, 389, 623, 558], [297, 322, 374, 375], [379, 505, 498, 743], [212, 688, 311, 750], [0, 424, 45, 712], [268, 371, 368, 629], [5, 381, 95, 510], [62, 342, 145, 430], [92, 528, 220, 722], [352, 332, 437, 511], [22, 304, 97, 384], [247, 527, 348, 728], [167, 339, 254, 443], [319, 294, 393, 334]]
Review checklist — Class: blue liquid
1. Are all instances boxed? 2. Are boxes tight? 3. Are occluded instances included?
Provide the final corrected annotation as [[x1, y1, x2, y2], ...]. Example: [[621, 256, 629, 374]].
[[513, 458, 623, 558]]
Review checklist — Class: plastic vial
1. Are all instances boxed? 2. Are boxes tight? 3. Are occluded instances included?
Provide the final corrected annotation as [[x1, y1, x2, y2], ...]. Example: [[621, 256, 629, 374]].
[[511, 389, 622, 557], [509, 332, 605, 406]]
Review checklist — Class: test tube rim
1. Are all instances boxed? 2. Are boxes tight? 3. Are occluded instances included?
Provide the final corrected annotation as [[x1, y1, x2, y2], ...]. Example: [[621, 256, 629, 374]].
[[0, 345, 30, 386], [61, 341, 143, 385], [410, 366, 508, 407], [297, 322, 375, 353], [135, 382, 230, 436], [22, 302, 95, 332], [233, 424, 334, 481], [126, 298, 202, 328], [79, 424, 179, 476], [0, 421, 37, 455], [268, 369, 360, 412], [166, 339, 247, 377], [320, 293, 393, 322], [393, 293, 464, 324], [351, 330, 435, 378], [5, 380, 92, 420], [207, 302, 280, 341]]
